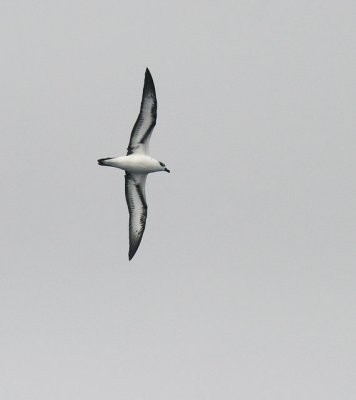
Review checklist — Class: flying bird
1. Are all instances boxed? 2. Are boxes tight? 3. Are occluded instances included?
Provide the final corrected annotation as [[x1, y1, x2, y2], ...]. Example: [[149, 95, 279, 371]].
[[98, 69, 170, 260]]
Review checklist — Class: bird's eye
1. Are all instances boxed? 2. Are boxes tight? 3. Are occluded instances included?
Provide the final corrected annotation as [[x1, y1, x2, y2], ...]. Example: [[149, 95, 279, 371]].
[[159, 161, 165, 167]]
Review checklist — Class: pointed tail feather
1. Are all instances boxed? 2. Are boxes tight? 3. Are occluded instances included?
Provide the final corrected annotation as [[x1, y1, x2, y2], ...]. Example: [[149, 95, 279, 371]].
[[97, 158, 112, 166]]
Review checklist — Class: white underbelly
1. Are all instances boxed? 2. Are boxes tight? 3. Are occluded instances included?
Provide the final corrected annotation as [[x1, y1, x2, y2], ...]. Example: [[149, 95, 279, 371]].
[[110, 155, 158, 173]]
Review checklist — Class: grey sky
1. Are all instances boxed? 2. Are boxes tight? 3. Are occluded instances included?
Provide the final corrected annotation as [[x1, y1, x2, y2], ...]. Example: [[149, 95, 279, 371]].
[[1, 1, 355, 399]]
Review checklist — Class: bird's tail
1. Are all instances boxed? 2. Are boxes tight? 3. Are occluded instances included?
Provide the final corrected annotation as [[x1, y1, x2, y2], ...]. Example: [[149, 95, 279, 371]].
[[97, 158, 112, 166]]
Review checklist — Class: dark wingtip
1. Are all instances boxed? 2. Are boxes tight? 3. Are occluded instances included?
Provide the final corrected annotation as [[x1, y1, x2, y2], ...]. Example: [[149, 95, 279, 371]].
[[128, 249, 135, 261], [145, 68, 154, 83], [143, 68, 156, 98], [128, 240, 142, 261]]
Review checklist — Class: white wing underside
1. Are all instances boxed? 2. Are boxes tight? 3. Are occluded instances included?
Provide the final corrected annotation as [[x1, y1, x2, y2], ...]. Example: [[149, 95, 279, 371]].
[[127, 69, 157, 156], [125, 173, 148, 260]]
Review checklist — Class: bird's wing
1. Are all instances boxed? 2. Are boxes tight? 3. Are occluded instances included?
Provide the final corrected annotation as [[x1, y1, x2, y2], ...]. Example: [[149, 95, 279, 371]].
[[125, 173, 148, 260], [127, 68, 157, 156]]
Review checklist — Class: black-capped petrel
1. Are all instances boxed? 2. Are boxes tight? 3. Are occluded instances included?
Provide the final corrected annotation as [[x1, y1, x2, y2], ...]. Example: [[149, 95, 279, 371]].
[[98, 69, 170, 260]]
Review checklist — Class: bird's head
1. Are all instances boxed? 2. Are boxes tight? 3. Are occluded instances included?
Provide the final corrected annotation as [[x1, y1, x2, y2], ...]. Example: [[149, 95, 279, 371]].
[[159, 161, 170, 173]]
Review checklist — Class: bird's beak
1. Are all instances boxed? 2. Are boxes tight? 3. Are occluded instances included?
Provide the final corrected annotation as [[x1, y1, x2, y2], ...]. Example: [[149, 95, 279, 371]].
[[165, 168, 170, 173]]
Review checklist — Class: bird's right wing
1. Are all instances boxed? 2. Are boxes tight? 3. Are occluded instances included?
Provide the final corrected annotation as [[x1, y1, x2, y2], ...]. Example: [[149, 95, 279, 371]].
[[125, 173, 148, 260], [127, 69, 157, 156]]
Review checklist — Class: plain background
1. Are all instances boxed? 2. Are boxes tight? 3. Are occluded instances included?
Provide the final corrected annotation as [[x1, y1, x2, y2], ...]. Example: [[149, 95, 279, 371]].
[[1, 1, 355, 399]]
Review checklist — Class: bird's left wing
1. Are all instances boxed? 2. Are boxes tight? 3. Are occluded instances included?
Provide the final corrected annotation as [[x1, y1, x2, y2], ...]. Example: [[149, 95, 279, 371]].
[[125, 173, 148, 260], [127, 68, 157, 155]]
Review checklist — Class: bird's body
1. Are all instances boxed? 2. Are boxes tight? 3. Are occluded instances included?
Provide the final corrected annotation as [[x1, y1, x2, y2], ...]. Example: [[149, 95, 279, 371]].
[[97, 69, 169, 260], [99, 154, 165, 174]]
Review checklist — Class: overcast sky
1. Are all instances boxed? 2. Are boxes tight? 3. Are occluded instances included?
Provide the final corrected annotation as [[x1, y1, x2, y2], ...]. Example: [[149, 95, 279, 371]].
[[1, 1, 355, 399]]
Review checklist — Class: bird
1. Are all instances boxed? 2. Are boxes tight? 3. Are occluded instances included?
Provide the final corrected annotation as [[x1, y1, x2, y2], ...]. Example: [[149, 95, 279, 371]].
[[97, 68, 170, 260]]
